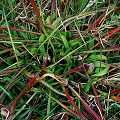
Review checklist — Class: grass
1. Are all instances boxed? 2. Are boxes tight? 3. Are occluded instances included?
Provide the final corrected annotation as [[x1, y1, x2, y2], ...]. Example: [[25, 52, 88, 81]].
[[0, 0, 120, 120]]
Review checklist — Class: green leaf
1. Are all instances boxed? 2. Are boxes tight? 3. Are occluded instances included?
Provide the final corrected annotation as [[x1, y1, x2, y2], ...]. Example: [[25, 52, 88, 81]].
[[40, 46, 46, 55], [60, 35, 69, 49], [93, 66, 109, 76], [0, 85, 12, 99], [15, 49, 20, 54], [39, 34, 46, 55], [7, 57, 13, 65], [52, 17, 61, 28], [93, 61, 108, 68], [1, 77, 11, 82], [85, 80, 91, 92], [55, 68, 63, 75], [31, 48, 38, 55], [88, 38, 94, 49], [89, 55, 107, 61], [66, 57, 72, 66], [60, 48, 71, 56], [39, 34, 45, 43], [88, 66, 93, 74], [46, 16, 50, 24], [97, 90, 108, 100], [69, 39, 81, 46]]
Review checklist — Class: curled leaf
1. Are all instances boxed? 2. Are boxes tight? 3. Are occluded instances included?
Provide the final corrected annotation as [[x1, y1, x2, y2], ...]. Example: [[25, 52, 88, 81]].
[[92, 66, 110, 76]]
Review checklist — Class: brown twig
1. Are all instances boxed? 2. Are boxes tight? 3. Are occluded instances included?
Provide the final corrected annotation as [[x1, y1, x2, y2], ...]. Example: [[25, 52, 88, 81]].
[[0, 69, 19, 76]]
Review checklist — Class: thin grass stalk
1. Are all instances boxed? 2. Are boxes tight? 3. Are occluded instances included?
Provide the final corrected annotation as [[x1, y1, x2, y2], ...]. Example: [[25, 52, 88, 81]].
[[68, 85, 101, 120]]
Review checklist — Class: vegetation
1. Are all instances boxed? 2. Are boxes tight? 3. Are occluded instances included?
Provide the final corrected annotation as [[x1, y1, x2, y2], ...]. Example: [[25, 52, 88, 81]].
[[0, 0, 120, 120]]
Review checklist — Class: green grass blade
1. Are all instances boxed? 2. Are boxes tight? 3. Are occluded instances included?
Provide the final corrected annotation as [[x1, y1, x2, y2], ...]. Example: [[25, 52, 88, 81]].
[[3, 7, 19, 65], [0, 85, 12, 99]]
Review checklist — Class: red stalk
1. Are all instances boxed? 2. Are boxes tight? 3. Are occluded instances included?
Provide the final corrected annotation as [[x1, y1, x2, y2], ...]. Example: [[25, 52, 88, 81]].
[[89, 8, 111, 31], [104, 27, 120, 40], [62, 86, 88, 119], [111, 96, 120, 102], [110, 88, 120, 96]]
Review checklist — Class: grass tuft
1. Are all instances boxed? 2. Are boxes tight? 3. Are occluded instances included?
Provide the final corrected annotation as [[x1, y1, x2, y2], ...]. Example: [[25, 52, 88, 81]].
[[0, 0, 120, 119]]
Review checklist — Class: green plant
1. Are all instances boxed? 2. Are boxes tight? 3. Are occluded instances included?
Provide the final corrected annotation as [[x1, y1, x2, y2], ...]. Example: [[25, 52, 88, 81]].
[[0, 0, 120, 119]]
